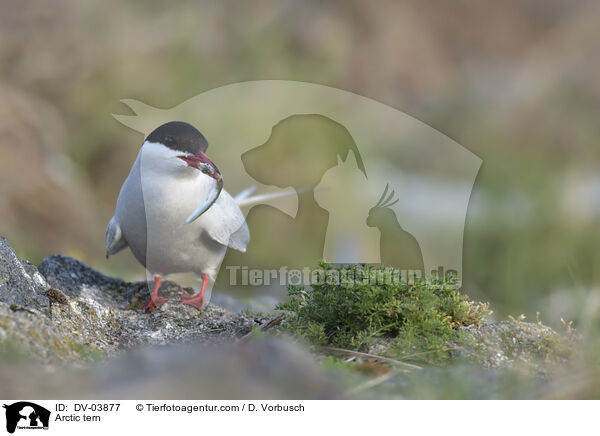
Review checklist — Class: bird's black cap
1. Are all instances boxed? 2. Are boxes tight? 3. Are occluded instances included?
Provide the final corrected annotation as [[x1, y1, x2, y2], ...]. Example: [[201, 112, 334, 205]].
[[145, 121, 208, 154]]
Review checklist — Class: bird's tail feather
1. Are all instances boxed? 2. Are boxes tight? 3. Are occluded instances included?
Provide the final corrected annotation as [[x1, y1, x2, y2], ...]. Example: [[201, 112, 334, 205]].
[[234, 186, 257, 202], [236, 188, 301, 207]]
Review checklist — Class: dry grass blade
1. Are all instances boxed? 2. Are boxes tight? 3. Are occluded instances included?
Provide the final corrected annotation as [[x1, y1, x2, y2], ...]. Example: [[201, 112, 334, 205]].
[[348, 370, 399, 396], [316, 346, 422, 370], [237, 312, 285, 343], [398, 347, 459, 361]]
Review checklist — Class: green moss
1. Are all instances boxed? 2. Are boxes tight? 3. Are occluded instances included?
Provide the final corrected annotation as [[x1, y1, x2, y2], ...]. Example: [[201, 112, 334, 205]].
[[70, 342, 103, 362], [276, 262, 491, 364], [0, 336, 29, 363]]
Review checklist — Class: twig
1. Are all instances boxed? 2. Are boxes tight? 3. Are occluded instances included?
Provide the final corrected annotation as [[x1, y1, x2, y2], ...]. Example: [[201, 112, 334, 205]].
[[316, 346, 422, 370], [397, 347, 459, 361], [237, 312, 285, 343], [348, 371, 398, 395]]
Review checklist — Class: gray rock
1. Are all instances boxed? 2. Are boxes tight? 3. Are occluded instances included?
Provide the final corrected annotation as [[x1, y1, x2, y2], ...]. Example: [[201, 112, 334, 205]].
[[0, 236, 577, 399], [90, 338, 341, 399], [0, 238, 343, 399], [0, 236, 49, 312], [0, 240, 266, 366], [0, 337, 342, 399], [453, 321, 576, 374], [364, 320, 575, 375], [39, 254, 129, 299]]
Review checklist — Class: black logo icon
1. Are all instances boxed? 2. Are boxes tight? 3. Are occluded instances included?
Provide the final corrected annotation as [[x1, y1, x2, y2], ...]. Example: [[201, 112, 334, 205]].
[[2, 402, 50, 434]]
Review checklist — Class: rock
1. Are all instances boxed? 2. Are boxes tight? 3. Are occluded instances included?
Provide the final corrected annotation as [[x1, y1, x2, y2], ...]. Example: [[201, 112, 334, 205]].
[[0, 236, 577, 399], [0, 240, 267, 366], [90, 337, 342, 399], [37, 254, 266, 354], [363, 320, 575, 375], [453, 321, 576, 374], [0, 237, 344, 398], [0, 238, 342, 398], [0, 337, 343, 399], [0, 236, 49, 312], [39, 254, 128, 299]]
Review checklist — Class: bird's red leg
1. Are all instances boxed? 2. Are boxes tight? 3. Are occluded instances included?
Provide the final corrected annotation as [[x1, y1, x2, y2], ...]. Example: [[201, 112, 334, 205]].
[[138, 275, 166, 312], [180, 273, 209, 310]]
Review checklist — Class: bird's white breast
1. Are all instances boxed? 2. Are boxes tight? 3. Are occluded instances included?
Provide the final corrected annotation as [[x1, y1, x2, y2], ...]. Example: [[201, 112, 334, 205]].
[[115, 148, 231, 278]]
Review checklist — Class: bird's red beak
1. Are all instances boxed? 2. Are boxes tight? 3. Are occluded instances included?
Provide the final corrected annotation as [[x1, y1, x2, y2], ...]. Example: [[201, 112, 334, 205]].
[[178, 151, 222, 181]]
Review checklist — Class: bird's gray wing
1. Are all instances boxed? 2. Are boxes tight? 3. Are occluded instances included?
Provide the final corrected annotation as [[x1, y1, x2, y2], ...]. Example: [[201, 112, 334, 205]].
[[105, 216, 129, 258], [204, 191, 249, 252]]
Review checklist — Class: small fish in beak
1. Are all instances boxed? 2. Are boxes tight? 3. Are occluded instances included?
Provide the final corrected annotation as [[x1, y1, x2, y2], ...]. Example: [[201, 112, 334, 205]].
[[178, 151, 222, 182], [178, 151, 224, 224]]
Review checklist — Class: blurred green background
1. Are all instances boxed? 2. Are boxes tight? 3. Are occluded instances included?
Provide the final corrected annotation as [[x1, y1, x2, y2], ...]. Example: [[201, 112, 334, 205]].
[[1, 0, 599, 332]]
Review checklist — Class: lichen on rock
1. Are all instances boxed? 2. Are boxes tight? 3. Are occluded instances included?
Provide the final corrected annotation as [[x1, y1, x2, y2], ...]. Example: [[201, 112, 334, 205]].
[[1, 243, 263, 367]]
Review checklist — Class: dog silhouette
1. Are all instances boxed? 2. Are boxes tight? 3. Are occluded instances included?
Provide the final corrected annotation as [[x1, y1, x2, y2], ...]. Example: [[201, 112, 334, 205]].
[[216, 114, 367, 295]]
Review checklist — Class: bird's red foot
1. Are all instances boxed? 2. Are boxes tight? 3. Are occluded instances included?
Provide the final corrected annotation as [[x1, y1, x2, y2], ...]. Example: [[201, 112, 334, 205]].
[[137, 295, 166, 312], [180, 293, 205, 310]]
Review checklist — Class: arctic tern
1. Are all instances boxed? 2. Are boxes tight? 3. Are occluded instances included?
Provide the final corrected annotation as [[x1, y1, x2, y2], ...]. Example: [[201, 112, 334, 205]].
[[106, 121, 251, 311]]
